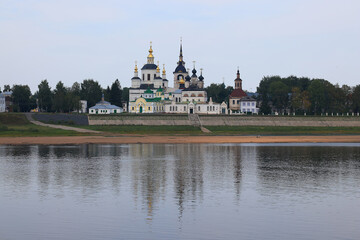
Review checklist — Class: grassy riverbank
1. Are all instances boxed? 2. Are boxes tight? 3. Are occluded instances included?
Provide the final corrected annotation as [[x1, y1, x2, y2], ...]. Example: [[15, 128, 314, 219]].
[[0, 113, 86, 137], [2, 113, 360, 137], [80, 125, 360, 135]]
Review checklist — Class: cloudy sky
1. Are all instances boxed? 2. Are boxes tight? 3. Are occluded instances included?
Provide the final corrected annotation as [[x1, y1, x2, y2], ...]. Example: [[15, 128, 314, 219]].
[[1, 0, 359, 93]]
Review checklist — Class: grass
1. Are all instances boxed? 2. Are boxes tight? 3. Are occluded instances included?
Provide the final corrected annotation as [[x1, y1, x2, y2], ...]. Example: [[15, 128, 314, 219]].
[[80, 125, 203, 135], [0, 113, 88, 137], [206, 126, 360, 135]]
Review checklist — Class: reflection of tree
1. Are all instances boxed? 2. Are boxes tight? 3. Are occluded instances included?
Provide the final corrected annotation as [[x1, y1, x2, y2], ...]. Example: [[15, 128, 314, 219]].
[[256, 146, 360, 199]]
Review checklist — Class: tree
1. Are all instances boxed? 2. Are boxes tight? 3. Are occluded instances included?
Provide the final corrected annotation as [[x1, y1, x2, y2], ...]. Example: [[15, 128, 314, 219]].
[[269, 81, 289, 113], [352, 85, 360, 113], [122, 87, 129, 103], [109, 79, 122, 107], [205, 83, 233, 103], [53, 81, 67, 112], [80, 79, 102, 108], [3, 85, 11, 92], [12, 85, 32, 112], [37, 80, 52, 112], [308, 79, 328, 114]]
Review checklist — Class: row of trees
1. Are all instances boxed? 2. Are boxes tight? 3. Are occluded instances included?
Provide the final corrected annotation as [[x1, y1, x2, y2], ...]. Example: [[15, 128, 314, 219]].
[[258, 76, 360, 115], [2, 79, 128, 113]]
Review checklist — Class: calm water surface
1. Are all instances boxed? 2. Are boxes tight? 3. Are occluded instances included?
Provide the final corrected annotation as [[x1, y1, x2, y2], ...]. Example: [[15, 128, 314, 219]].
[[0, 143, 360, 240]]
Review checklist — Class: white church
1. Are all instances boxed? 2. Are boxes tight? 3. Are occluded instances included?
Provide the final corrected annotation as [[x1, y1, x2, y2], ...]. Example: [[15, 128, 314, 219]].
[[129, 42, 228, 114]]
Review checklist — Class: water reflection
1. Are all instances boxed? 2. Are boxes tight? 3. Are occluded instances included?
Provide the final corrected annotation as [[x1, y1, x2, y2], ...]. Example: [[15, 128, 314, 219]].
[[1, 144, 360, 240]]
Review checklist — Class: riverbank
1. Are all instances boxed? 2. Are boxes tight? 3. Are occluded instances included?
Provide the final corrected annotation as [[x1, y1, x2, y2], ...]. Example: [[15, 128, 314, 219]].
[[1, 135, 360, 145]]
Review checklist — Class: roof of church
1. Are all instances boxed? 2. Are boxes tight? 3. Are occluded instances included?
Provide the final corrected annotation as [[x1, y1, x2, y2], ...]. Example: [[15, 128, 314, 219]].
[[131, 76, 140, 80], [230, 89, 247, 98], [141, 63, 157, 70], [174, 64, 186, 73], [182, 84, 205, 92], [144, 88, 154, 94]]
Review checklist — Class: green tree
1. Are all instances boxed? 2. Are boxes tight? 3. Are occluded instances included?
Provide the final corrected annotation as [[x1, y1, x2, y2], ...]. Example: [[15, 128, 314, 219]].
[[12, 85, 32, 112], [80, 79, 102, 108], [3, 85, 11, 92], [53, 81, 67, 112], [122, 87, 129, 103], [109, 79, 122, 107], [269, 81, 289, 113], [308, 79, 328, 114], [205, 83, 233, 103], [37, 80, 52, 112], [352, 85, 360, 113]]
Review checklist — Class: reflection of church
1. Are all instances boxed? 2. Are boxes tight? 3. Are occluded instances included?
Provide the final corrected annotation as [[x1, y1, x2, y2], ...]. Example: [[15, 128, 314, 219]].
[[128, 42, 227, 114]]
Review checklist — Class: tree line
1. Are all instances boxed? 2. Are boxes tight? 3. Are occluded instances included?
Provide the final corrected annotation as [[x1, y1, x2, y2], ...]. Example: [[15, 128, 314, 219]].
[[1, 79, 129, 113], [258, 76, 360, 115]]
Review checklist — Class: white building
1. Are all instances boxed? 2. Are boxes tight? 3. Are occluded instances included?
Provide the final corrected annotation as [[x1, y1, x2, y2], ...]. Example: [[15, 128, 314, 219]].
[[240, 96, 259, 114], [89, 94, 122, 114], [129, 41, 227, 115], [0, 93, 5, 112]]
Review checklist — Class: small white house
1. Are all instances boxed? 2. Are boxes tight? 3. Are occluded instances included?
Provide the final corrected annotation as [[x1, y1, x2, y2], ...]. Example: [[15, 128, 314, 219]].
[[89, 95, 122, 114], [240, 96, 259, 114]]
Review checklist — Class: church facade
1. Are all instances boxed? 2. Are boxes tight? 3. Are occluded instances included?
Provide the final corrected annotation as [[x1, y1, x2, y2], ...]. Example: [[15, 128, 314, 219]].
[[129, 42, 227, 114]]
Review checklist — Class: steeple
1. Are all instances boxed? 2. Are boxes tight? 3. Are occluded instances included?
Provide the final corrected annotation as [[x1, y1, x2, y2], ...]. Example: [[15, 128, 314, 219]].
[[162, 64, 166, 78], [134, 61, 138, 78], [147, 41, 154, 64], [179, 37, 184, 63], [234, 67, 242, 90]]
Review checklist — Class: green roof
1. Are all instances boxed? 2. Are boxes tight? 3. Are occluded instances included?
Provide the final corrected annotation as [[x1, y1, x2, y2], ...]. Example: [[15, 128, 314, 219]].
[[144, 88, 153, 94], [156, 88, 163, 92], [145, 97, 162, 102]]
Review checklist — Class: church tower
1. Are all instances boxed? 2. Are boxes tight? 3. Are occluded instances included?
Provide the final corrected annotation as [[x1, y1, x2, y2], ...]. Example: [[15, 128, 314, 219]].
[[234, 68, 242, 90], [173, 39, 188, 89]]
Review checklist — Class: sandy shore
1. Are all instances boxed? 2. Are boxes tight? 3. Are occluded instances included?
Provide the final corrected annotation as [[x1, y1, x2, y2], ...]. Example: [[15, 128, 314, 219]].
[[1, 135, 360, 145]]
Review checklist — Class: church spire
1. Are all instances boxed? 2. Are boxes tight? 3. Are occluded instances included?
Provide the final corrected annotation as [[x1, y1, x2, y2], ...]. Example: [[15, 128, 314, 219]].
[[147, 41, 154, 64], [179, 37, 184, 63]]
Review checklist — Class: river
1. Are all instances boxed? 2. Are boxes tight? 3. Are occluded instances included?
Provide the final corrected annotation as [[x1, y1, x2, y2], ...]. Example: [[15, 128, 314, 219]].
[[0, 143, 360, 240]]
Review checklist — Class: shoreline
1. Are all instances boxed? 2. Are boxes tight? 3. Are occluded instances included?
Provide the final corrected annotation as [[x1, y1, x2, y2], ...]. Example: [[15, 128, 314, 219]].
[[1, 135, 360, 145]]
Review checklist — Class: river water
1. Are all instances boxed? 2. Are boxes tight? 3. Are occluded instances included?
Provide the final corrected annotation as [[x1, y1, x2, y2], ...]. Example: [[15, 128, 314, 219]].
[[0, 143, 360, 240]]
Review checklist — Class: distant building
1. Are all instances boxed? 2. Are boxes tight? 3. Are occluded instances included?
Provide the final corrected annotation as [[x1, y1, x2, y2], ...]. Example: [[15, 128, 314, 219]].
[[0, 93, 5, 112], [79, 100, 87, 113], [229, 70, 247, 111], [89, 94, 122, 114], [240, 96, 259, 114], [0, 91, 13, 112]]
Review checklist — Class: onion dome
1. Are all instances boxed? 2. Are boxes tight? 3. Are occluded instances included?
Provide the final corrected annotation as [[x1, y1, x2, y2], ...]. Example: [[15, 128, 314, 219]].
[[199, 68, 204, 81], [185, 75, 191, 82], [179, 76, 185, 84], [191, 68, 197, 78]]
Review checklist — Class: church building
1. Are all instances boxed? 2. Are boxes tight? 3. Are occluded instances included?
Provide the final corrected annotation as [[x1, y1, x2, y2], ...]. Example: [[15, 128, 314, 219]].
[[129, 41, 227, 114]]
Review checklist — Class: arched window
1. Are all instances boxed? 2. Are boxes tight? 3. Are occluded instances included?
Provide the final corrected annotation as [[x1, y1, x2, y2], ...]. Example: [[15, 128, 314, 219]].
[[183, 94, 189, 97], [198, 94, 203, 97], [177, 75, 184, 80], [191, 94, 196, 97]]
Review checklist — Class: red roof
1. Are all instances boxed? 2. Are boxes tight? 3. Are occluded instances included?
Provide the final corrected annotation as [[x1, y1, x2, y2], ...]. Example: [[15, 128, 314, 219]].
[[230, 89, 247, 98]]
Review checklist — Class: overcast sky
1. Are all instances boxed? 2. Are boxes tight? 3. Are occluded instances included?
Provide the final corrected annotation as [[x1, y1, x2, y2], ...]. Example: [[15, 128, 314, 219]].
[[1, 0, 359, 93]]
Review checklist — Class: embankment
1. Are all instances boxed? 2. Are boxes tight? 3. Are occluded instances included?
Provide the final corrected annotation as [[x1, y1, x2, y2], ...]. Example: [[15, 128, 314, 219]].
[[88, 115, 360, 127]]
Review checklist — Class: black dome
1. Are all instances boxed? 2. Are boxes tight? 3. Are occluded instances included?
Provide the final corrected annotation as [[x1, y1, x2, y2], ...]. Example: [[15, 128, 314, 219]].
[[131, 77, 140, 80], [199, 75, 204, 81], [185, 75, 191, 82], [174, 64, 186, 73], [141, 64, 157, 70], [191, 68, 197, 78]]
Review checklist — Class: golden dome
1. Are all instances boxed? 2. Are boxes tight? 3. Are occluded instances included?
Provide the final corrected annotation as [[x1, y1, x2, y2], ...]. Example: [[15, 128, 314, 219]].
[[179, 76, 185, 84], [134, 61, 138, 73], [162, 64, 166, 75], [148, 41, 154, 58], [156, 61, 160, 73]]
